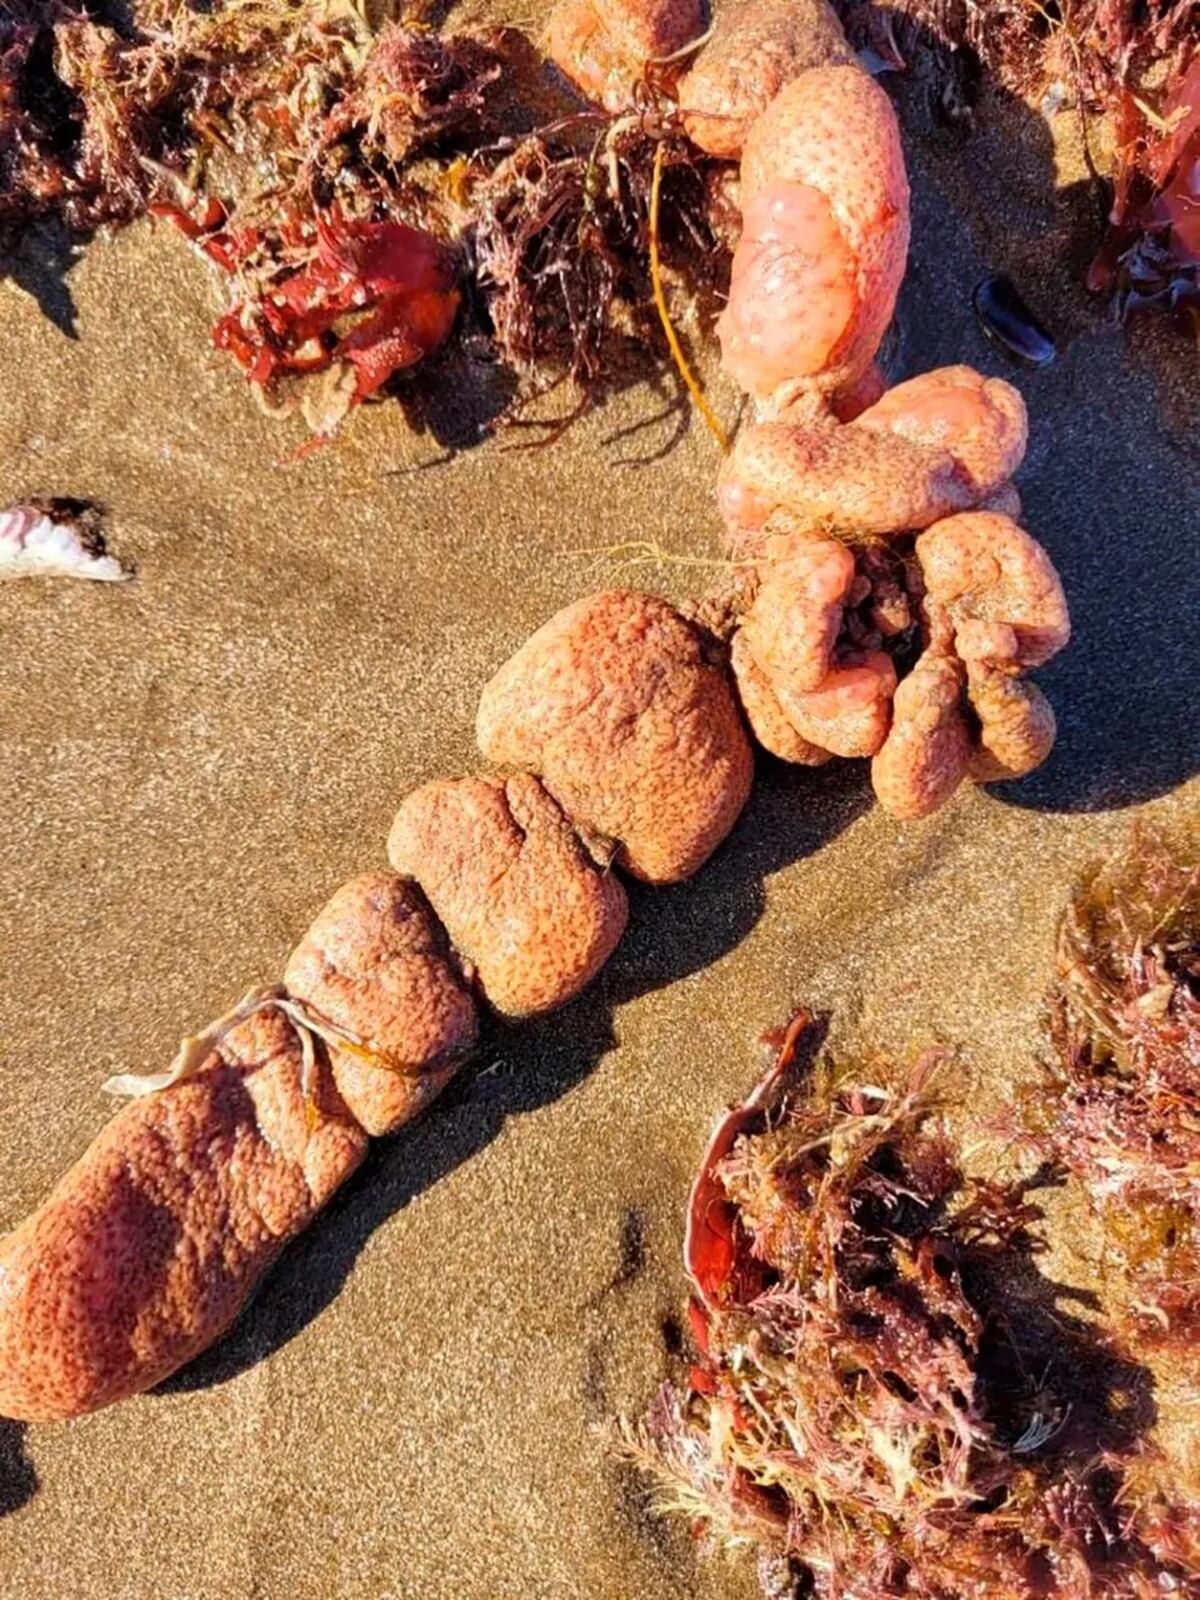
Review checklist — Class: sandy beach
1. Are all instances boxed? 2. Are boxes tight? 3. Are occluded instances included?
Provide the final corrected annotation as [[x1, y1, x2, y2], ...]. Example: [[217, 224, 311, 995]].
[[0, 29, 1197, 1599]]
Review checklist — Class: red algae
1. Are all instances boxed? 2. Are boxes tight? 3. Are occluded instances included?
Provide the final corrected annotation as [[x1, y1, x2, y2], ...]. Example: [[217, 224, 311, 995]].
[[622, 1012, 1200, 1599]]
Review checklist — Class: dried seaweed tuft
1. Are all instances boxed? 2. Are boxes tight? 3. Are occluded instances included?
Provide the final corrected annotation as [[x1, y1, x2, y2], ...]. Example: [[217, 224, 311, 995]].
[[622, 1021, 1200, 1598], [1031, 828, 1200, 1341]]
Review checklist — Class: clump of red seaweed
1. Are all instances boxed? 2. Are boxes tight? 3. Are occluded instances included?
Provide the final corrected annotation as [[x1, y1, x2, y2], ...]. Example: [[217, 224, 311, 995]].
[[469, 121, 724, 392], [0, 2, 511, 438], [149, 13, 511, 438], [1030, 829, 1200, 1342], [622, 1014, 1200, 1599], [0, 1, 728, 434]]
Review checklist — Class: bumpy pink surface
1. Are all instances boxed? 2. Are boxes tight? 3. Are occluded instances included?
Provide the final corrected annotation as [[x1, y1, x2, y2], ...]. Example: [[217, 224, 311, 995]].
[[916, 512, 1071, 671], [284, 871, 478, 1137], [771, 649, 897, 759], [718, 419, 972, 551], [729, 630, 832, 765], [719, 65, 910, 404], [543, 0, 700, 108], [717, 365, 1029, 553], [543, 0, 641, 112], [591, 0, 701, 56], [387, 773, 628, 1017], [966, 664, 1057, 781], [679, 0, 854, 158], [854, 366, 1028, 499], [0, 1009, 367, 1422], [476, 590, 753, 884], [870, 640, 971, 820], [741, 530, 856, 695]]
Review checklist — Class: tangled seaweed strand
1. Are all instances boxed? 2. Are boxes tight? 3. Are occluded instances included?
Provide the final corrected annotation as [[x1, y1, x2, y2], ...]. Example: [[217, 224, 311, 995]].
[[0, 0, 333, 237], [1030, 829, 1200, 1341], [622, 1027, 1200, 1598]]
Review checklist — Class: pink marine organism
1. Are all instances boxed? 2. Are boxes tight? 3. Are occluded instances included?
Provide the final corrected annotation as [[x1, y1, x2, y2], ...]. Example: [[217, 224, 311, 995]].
[[543, 0, 702, 111], [717, 366, 1028, 555], [916, 510, 1071, 672], [738, 528, 857, 694], [853, 366, 1028, 509], [869, 515, 1071, 817], [869, 613, 972, 821], [476, 590, 753, 884], [0, 1005, 368, 1422], [283, 871, 479, 1137], [387, 773, 628, 1018], [677, 0, 855, 159], [768, 649, 898, 759], [716, 64, 910, 410]]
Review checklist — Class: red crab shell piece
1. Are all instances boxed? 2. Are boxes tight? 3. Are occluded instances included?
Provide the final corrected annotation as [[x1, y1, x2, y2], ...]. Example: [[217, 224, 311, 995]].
[[683, 1009, 811, 1314]]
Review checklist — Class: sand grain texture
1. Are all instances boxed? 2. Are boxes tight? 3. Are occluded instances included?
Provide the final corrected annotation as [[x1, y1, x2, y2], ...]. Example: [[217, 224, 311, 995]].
[[0, 40, 1197, 1600]]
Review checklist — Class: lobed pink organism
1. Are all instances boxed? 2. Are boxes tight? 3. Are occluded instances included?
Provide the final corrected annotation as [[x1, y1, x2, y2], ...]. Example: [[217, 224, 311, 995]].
[[0, 1009, 367, 1422], [717, 367, 1029, 554], [476, 590, 753, 885], [717, 65, 910, 409], [283, 871, 479, 1135]]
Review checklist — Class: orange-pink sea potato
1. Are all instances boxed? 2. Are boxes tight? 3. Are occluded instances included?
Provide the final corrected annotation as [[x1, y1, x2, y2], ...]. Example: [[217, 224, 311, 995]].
[[740, 530, 856, 694], [543, 0, 640, 112], [730, 630, 832, 764], [284, 872, 478, 1138], [591, 0, 702, 57], [853, 366, 1028, 500], [679, 0, 855, 159], [476, 590, 754, 884], [718, 418, 974, 553], [544, 0, 701, 109], [718, 65, 910, 404], [387, 773, 628, 1017], [717, 366, 1029, 554], [771, 649, 897, 759], [915, 512, 1070, 671], [966, 663, 1057, 781], [870, 642, 971, 819], [0, 1009, 367, 1422]]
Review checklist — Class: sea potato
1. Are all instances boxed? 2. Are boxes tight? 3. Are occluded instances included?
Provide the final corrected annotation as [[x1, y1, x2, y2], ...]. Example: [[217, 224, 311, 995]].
[[916, 511, 1071, 671], [718, 65, 910, 405], [476, 590, 754, 883], [730, 630, 832, 765], [0, 1009, 366, 1422], [718, 367, 1028, 555], [678, 0, 855, 159], [388, 773, 628, 1017], [284, 871, 478, 1137]]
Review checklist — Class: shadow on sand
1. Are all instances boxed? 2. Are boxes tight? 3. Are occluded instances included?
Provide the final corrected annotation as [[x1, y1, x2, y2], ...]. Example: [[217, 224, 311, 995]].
[[0, 1422, 37, 1519]]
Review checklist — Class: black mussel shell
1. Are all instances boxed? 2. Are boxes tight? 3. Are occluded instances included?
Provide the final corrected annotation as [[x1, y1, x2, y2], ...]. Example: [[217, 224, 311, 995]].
[[972, 274, 1056, 368]]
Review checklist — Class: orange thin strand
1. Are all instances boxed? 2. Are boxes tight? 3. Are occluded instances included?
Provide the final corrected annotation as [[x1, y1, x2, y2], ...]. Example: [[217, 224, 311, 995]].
[[649, 143, 730, 454]]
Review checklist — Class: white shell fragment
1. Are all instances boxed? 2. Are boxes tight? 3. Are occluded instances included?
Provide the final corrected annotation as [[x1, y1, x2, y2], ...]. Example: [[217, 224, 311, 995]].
[[0, 500, 133, 582]]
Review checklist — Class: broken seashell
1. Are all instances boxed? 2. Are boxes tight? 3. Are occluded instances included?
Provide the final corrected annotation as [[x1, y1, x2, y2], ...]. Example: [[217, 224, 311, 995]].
[[0, 500, 132, 583]]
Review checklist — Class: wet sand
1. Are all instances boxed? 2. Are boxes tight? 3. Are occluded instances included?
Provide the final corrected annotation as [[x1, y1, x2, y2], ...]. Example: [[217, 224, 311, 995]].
[[0, 45, 1197, 1600]]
